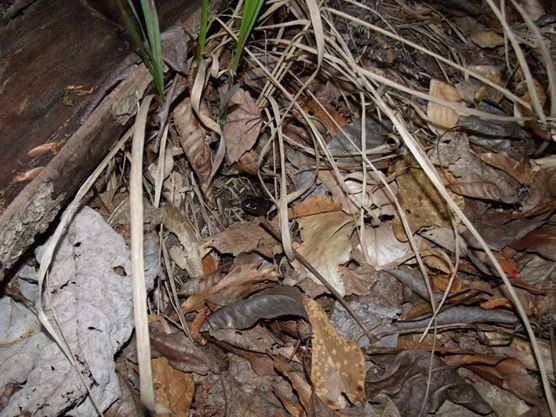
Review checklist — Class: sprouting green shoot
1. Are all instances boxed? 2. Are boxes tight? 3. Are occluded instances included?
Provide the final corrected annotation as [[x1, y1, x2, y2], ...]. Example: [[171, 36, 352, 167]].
[[197, 0, 210, 59], [229, 0, 265, 76], [117, 0, 165, 100]]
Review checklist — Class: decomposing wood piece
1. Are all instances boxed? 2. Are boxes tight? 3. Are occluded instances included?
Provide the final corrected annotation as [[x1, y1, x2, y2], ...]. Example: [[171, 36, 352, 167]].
[[0, 0, 226, 281], [0, 0, 131, 205]]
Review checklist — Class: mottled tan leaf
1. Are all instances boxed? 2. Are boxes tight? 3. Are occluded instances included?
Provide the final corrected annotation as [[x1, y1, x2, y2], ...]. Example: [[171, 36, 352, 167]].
[[393, 157, 462, 240], [295, 212, 354, 296], [224, 88, 262, 164], [303, 297, 366, 409], [427, 79, 462, 131], [152, 357, 194, 417], [470, 30, 505, 48], [467, 65, 504, 85], [174, 97, 213, 199]]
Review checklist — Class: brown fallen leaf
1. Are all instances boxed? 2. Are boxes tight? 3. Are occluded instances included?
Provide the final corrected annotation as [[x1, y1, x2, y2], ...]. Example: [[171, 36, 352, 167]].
[[478, 152, 533, 184], [304, 296, 366, 409], [480, 296, 513, 310], [147, 320, 225, 375], [511, 224, 556, 261], [223, 87, 262, 164], [180, 261, 280, 313], [152, 357, 195, 417], [288, 194, 342, 219], [208, 220, 282, 259], [174, 97, 214, 199], [366, 350, 492, 417], [444, 355, 542, 404]]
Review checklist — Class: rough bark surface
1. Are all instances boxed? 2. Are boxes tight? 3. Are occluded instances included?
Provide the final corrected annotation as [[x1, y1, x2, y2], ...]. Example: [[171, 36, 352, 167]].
[[0, 0, 223, 281]]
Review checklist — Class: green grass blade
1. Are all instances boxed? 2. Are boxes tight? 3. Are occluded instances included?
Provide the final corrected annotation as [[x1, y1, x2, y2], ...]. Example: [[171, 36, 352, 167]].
[[230, 0, 265, 75], [117, 0, 151, 60], [139, 0, 165, 99], [119, 0, 165, 100], [198, 0, 210, 58]]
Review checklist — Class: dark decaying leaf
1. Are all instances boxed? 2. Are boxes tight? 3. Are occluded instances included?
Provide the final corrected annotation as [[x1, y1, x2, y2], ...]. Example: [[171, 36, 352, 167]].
[[148, 321, 225, 375], [180, 261, 280, 313], [511, 224, 556, 262], [390, 306, 517, 336], [195, 355, 291, 417], [366, 350, 493, 417], [104, 375, 145, 417], [463, 199, 551, 251], [202, 286, 308, 331], [443, 355, 542, 404]]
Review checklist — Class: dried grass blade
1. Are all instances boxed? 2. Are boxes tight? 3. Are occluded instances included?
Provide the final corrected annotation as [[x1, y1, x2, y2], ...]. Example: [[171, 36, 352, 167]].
[[304, 0, 324, 68], [509, 0, 556, 120], [485, 0, 546, 124], [130, 94, 156, 411]]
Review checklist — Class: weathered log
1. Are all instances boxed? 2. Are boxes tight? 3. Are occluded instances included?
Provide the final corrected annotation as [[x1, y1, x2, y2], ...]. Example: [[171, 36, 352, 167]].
[[0, 0, 223, 281]]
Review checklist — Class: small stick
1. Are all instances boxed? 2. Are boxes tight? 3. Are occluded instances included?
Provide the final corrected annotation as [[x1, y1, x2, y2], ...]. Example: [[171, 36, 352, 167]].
[[259, 218, 377, 344]]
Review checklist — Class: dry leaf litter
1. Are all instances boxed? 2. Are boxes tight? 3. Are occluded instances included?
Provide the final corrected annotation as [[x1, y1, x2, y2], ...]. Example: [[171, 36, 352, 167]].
[[1, 0, 556, 416]]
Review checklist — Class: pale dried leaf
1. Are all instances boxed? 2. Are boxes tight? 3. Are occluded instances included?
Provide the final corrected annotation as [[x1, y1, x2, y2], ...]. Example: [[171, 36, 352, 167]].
[[13, 167, 45, 183], [295, 212, 355, 296], [360, 223, 411, 269], [470, 30, 505, 48], [162, 203, 203, 278], [304, 297, 366, 409], [520, 0, 546, 21], [224, 88, 262, 164], [427, 80, 462, 131]]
